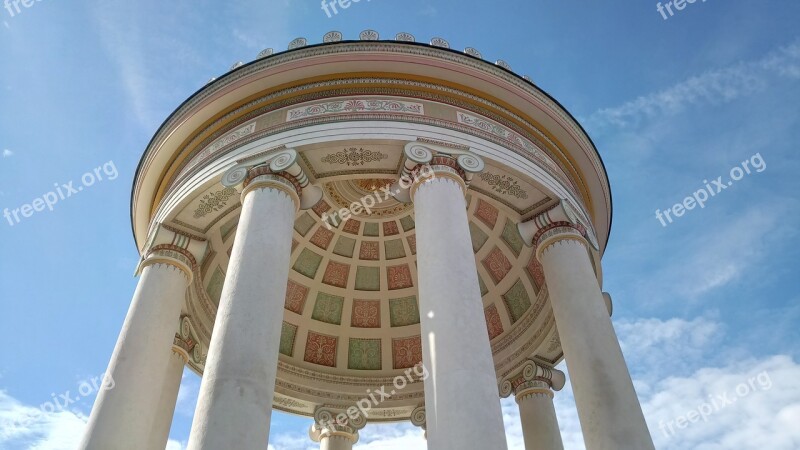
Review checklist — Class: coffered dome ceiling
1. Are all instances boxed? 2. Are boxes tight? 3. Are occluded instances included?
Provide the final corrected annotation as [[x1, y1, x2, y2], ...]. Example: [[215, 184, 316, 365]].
[[164, 138, 580, 419], [133, 38, 610, 421]]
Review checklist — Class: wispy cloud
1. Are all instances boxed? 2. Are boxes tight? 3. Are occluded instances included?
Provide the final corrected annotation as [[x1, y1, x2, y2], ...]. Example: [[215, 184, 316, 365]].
[[2, 149, 13, 158], [587, 40, 800, 129]]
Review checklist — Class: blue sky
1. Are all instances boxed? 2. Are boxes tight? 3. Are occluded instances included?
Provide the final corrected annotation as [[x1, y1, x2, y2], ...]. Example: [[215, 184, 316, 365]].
[[0, 1, 798, 449]]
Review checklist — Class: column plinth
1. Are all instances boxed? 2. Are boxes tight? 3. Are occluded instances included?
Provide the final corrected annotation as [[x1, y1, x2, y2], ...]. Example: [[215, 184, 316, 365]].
[[520, 201, 655, 450], [187, 158, 301, 449], [407, 143, 508, 450], [79, 231, 203, 450]]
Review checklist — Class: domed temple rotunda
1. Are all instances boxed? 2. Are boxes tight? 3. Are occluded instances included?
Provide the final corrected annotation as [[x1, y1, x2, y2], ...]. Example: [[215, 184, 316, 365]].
[[79, 31, 655, 450]]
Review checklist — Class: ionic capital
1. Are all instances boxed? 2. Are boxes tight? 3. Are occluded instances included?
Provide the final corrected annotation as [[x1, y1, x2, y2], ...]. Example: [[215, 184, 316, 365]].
[[518, 199, 599, 260], [172, 315, 206, 366], [393, 141, 485, 202], [410, 405, 426, 430], [499, 360, 565, 402], [310, 406, 365, 444], [221, 148, 322, 211], [137, 223, 208, 284]]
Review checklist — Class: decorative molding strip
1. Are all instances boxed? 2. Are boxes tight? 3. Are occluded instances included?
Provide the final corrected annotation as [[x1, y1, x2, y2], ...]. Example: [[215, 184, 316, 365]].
[[180, 122, 256, 177], [415, 137, 470, 151], [286, 99, 424, 121], [457, 111, 556, 172]]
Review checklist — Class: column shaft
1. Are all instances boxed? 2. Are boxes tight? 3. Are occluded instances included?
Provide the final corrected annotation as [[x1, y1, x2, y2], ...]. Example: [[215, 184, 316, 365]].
[[414, 177, 508, 449], [318, 435, 355, 450], [79, 263, 189, 450], [517, 388, 564, 450], [149, 350, 186, 450], [187, 185, 296, 449], [540, 238, 654, 449]]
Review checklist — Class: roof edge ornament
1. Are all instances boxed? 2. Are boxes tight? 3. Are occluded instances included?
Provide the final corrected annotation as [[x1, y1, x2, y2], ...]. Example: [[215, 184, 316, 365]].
[[429, 37, 450, 48], [323, 31, 343, 43], [288, 37, 308, 50], [395, 32, 415, 42], [359, 29, 380, 41]]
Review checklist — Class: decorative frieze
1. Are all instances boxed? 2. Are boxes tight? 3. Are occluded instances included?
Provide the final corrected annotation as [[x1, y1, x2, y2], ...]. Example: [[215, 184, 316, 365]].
[[286, 99, 424, 121]]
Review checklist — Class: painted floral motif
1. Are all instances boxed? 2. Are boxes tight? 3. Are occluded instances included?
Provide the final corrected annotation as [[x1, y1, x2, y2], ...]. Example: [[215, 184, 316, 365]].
[[343, 219, 361, 235], [383, 221, 400, 236], [392, 336, 422, 369], [311, 293, 344, 325], [387, 265, 413, 290], [312, 199, 331, 218], [502, 279, 532, 324], [193, 187, 237, 219], [406, 235, 417, 255], [482, 247, 513, 284], [310, 227, 335, 250], [321, 147, 389, 167], [279, 322, 298, 356], [526, 255, 546, 293], [484, 305, 504, 340], [287, 99, 424, 121], [284, 280, 309, 314], [304, 332, 337, 367], [348, 338, 382, 370], [479, 173, 529, 199], [359, 241, 380, 260], [322, 261, 350, 288], [351, 300, 381, 328], [475, 199, 499, 229], [389, 296, 420, 327]]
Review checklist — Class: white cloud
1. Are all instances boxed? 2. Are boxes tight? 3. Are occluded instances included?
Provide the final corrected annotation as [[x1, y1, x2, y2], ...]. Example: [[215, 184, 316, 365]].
[[174, 371, 201, 418], [587, 40, 800, 129], [644, 355, 800, 450], [2, 149, 12, 158], [0, 390, 87, 450]]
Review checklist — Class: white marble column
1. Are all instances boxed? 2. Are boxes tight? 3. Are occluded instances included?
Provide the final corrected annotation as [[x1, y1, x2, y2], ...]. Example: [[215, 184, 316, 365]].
[[520, 201, 654, 450], [517, 382, 563, 450], [501, 361, 565, 450], [148, 348, 187, 450], [79, 227, 203, 450], [187, 160, 301, 449], [405, 144, 508, 450]]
